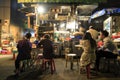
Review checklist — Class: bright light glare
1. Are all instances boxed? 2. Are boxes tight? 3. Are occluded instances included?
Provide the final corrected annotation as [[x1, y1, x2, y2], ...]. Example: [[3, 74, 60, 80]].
[[37, 6, 45, 13], [66, 21, 75, 29], [60, 23, 65, 28]]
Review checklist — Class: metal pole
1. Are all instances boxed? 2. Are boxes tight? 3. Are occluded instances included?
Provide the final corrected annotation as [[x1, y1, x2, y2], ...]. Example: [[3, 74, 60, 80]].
[[35, 6, 38, 26]]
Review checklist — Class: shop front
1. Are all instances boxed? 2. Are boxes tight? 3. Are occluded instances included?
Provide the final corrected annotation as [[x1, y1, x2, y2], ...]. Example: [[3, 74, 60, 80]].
[[90, 7, 120, 53]]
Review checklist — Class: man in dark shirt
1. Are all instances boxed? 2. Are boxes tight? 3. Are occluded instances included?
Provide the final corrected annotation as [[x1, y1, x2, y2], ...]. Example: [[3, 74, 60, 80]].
[[14, 33, 32, 76], [37, 34, 54, 59]]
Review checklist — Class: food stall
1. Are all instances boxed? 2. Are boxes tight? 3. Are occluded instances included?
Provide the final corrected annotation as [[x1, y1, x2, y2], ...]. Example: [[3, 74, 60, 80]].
[[0, 33, 13, 54], [103, 16, 120, 53]]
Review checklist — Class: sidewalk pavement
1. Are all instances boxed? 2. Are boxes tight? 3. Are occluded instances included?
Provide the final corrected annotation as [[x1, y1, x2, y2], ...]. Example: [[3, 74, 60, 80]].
[[0, 54, 120, 80]]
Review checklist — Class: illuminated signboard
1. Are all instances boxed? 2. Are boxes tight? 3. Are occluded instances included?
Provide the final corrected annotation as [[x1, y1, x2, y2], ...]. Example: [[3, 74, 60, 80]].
[[17, 0, 106, 3], [90, 8, 120, 19], [106, 8, 120, 14], [103, 17, 112, 35], [90, 9, 106, 19]]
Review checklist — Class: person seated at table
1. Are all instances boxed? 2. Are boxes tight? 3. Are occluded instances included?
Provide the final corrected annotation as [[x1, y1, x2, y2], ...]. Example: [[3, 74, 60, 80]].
[[95, 30, 120, 71], [14, 33, 32, 76], [37, 34, 54, 59], [80, 32, 97, 72]]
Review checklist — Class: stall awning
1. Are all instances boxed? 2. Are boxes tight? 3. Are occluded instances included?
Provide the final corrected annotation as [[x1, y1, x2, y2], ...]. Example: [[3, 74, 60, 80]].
[[90, 8, 120, 20], [90, 9, 106, 19]]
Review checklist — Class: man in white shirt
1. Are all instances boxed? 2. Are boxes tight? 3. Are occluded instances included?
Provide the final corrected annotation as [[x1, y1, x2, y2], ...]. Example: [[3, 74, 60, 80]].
[[95, 30, 119, 71]]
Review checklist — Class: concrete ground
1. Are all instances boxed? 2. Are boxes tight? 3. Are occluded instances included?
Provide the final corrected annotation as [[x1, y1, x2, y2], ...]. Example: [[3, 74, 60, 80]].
[[0, 54, 120, 80]]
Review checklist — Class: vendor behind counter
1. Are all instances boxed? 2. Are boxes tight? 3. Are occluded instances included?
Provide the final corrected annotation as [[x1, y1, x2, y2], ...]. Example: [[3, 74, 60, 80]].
[[69, 34, 83, 54]]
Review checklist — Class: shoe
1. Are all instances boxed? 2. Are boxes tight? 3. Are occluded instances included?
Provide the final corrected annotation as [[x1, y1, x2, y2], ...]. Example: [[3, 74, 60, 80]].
[[14, 73, 19, 78], [14, 69, 20, 76], [14, 69, 19, 73], [80, 67, 86, 74]]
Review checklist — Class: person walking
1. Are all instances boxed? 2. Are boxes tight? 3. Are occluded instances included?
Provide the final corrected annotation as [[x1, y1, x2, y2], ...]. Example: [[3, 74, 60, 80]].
[[87, 26, 99, 41], [80, 32, 97, 78]]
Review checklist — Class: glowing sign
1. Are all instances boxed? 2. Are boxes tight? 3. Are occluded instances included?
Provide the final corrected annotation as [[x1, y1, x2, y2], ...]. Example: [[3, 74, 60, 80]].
[[17, 0, 106, 3], [90, 9, 106, 19], [103, 17, 112, 35], [106, 8, 120, 14]]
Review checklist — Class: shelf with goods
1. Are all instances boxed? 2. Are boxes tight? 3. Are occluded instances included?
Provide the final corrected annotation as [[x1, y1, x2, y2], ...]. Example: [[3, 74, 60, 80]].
[[0, 33, 13, 54], [1, 40, 11, 54], [54, 31, 70, 42]]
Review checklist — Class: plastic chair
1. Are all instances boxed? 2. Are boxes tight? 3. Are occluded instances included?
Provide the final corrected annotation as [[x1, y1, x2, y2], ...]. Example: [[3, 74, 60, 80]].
[[42, 58, 56, 74]]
